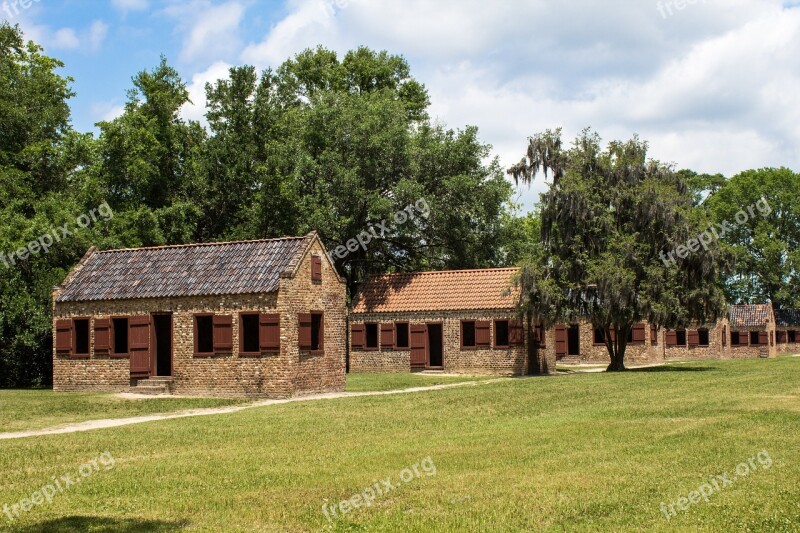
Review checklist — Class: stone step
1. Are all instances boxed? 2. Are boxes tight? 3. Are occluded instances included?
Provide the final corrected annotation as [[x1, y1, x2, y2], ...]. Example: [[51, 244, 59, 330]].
[[131, 377, 173, 395]]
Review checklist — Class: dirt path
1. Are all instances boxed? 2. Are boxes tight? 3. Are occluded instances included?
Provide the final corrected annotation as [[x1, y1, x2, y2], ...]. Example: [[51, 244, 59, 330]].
[[0, 378, 511, 441]]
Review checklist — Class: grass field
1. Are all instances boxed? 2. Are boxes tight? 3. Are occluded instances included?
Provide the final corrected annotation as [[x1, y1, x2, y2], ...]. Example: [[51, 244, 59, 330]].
[[1, 358, 798, 532], [0, 391, 248, 433]]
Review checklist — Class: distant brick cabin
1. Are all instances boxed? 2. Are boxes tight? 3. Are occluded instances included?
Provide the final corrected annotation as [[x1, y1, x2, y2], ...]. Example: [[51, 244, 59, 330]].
[[775, 308, 800, 355], [349, 268, 555, 375], [52, 232, 346, 397], [726, 304, 777, 358]]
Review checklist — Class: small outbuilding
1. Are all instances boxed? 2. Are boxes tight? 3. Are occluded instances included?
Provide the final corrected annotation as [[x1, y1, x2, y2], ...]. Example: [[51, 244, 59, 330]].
[[774, 308, 800, 355], [349, 268, 555, 375], [726, 304, 776, 358], [52, 232, 346, 397]]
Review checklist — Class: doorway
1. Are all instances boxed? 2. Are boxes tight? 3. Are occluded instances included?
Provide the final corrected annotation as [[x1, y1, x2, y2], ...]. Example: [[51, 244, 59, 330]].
[[567, 324, 580, 356], [427, 324, 443, 369], [152, 314, 173, 377]]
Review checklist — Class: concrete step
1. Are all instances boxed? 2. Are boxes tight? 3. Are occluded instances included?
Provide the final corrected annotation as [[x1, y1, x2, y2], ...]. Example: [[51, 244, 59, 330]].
[[131, 377, 173, 395]]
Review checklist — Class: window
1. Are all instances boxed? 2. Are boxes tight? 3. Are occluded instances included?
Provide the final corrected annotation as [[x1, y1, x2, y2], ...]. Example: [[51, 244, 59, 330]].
[[365, 323, 379, 350], [195, 315, 214, 355], [311, 313, 323, 351], [593, 328, 606, 345], [750, 331, 760, 346], [494, 320, 510, 348], [731, 331, 743, 346], [675, 329, 687, 346], [698, 328, 710, 347], [395, 323, 409, 349], [789, 330, 797, 343], [73, 318, 90, 356], [113, 318, 129, 356], [631, 323, 646, 344], [461, 321, 476, 348], [240, 313, 260, 354], [311, 255, 322, 282]]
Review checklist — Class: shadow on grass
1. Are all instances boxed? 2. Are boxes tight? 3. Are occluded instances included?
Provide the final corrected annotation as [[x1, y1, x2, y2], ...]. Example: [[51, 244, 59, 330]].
[[630, 365, 718, 373], [16, 516, 188, 532]]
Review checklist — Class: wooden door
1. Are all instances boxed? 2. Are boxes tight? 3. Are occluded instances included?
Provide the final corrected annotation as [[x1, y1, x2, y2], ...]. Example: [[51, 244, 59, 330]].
[[129, 315, 151, 377], [410, 324, 427, 369]]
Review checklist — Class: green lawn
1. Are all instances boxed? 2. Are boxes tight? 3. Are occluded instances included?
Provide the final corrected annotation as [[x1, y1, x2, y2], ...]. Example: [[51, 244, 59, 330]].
[[1, 358, 798, 531], [345, 372, 489, 392], [0, 390, 247, 433]]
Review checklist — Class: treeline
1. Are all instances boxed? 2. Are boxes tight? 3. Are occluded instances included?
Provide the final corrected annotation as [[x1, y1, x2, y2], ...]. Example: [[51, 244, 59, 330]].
[[1, 23, 798, 386]]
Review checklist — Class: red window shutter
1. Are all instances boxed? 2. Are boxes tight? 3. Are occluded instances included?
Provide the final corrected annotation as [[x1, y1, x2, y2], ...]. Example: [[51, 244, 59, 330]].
[[260, 313, 280, 351], [509, 321, 525, 346], [722, 326, 727, 346], [213, 315, 233, 352], [650, 324, 658, 345], [476, 321, 491, 347], [410, 324, 427, 367], [609, 326, 617, 343], [298, 313, 312, 350], [351, 324, 365, 349], [632, 323, 646, 343], [380, 323, 394, 350], [777, 330, 786, 343], [94, 318, 111, 354], [129, 316, 151, 374], [666, 330, 677, 347], [555, 324, 567, 356], [55, 319, 73, 354], [759, 331, 768, 346], [687, 329, 700, 346], [311, 255, 322, 281]]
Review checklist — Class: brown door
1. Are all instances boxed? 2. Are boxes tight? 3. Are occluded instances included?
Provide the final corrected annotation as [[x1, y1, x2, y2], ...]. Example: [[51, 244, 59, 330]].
[[129, 315, 151, 378], [410, 324, 427, 370]]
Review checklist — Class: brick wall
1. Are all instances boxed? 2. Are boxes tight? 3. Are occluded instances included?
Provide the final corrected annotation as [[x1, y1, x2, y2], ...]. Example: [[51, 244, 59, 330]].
[[349, 310, 556, 376], [776, 328, 800, 355], [52, 239, 346, 398]]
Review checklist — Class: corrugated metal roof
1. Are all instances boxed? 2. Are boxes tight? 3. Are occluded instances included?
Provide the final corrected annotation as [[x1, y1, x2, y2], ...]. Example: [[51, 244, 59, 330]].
[[352, 268, 520, 313], [728, 304, 773, 328], [775, 308, 800, 327], [56, 237, 307, 302]]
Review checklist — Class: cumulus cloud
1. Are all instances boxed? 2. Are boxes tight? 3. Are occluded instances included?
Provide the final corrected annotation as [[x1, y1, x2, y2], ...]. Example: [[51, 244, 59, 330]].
[[88, 20, 109, 51], [180, 60, 234, 124], [51, 28, 80, 49], [163, 1, 246, 64]]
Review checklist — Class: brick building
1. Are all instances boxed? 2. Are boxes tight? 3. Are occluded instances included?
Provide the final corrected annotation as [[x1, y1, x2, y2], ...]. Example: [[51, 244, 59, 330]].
[[52, 232, 346, 397], [775, 308, 800, 354], [349, 268, 555, 375], [725, 304, 776, 358]]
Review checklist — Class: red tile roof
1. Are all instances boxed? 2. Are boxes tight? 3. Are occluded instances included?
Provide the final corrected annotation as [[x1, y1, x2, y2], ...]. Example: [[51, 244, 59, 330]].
[[352, 268, 520, 313], [728, 304, 773, 328], [56, 235, 312, 302]]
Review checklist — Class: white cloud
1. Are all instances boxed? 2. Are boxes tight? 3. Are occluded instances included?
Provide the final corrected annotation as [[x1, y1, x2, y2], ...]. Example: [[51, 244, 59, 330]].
[[88, 20, 109, 51], [90, 102, 126, 123], [181, 60, 234, 124], [51, 28, 80, 50], [163, 1, 246, 64]]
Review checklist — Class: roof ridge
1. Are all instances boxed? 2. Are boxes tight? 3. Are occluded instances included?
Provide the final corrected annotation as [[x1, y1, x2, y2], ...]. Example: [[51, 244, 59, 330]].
[[95, 235, 306, 254], [369, 267, 519, 278]]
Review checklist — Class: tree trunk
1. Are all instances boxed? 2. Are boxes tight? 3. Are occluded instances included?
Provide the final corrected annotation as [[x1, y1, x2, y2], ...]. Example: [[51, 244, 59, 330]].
[[606, 324, 629, 372]]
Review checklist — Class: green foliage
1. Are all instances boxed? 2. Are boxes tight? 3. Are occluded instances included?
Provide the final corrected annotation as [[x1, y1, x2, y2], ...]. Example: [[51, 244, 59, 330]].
[[706, 167, 800, 308], [510, 129, 728, 370]]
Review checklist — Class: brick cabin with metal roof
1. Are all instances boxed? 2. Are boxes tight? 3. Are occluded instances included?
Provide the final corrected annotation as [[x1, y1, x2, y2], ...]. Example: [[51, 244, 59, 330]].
[[348, 268, 556, 375], [52, 232, 346, 397]]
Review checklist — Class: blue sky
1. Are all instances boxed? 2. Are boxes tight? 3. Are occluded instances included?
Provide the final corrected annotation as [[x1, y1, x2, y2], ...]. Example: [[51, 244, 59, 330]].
[[6, 0, 800, 207]]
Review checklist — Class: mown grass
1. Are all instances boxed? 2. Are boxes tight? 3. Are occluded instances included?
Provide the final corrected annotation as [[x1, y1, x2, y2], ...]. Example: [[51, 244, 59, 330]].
[[0, 391, 248, 433], [345, 372, 488, 392], [1, 358, 798, 532]]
